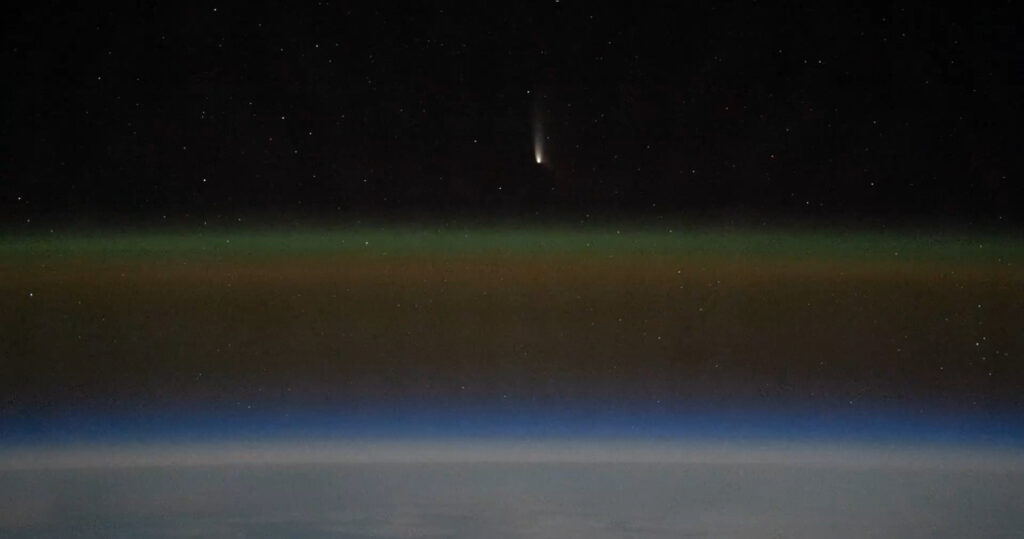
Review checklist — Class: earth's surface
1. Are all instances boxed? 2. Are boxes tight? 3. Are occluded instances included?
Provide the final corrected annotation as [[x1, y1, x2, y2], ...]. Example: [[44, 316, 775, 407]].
[[2, 441, 1022, 538]]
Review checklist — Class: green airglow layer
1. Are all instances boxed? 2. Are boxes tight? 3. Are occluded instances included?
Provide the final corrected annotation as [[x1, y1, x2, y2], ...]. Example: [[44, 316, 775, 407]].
[[1, 226, 1020, 264]]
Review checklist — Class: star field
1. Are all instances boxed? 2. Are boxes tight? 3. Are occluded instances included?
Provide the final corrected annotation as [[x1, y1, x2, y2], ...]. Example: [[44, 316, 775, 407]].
[[3, 3, 1021, 223]]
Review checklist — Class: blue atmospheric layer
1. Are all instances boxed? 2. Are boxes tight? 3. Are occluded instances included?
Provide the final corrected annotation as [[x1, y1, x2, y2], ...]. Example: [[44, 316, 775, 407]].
[[2, 401, 1023, 448]]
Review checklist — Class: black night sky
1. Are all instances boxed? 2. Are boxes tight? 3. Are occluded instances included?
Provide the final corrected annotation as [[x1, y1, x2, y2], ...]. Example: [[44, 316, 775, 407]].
[[3, 2, 1022, 223]]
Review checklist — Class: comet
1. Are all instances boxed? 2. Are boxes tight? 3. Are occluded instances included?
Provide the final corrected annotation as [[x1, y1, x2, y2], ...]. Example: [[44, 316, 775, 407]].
[[533, 116, 544, 165], [532, 92, 545, 165]]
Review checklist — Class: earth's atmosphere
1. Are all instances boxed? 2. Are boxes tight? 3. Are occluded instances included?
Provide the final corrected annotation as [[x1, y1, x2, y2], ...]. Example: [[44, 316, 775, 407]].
[[2, 227, 1022, 537]]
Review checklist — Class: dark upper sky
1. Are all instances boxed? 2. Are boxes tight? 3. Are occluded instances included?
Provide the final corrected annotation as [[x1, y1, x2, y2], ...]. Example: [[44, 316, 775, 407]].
[[2, 2, 1022, 223]]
